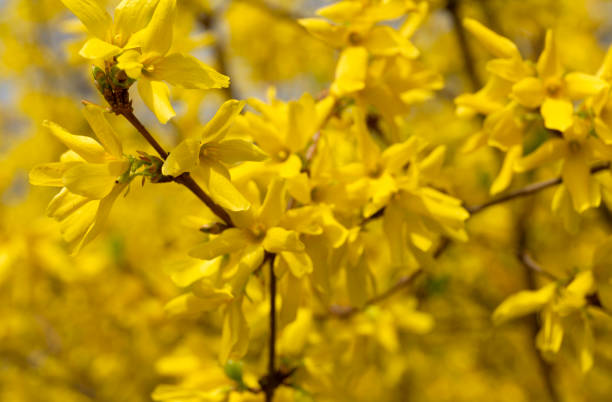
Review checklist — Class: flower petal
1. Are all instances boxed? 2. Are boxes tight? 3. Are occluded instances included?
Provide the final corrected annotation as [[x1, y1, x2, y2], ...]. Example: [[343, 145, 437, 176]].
[[463, 18, 520, 59], [537, 30, 563, 79], [150, 53, 230, 90], [214, 140, 267, 165], [79, 38, 122, 60], [63, 161, 129, 199], [125, 0, 175, 55], [201, 100, 246, 143], [30, 162, 79, 187], [331, 46, 368, 96], [565, 72, 608, 99], [161, 137, 201, 176], [263, 227, 304, 253], [562, 152, 601, 213], [113, 0, 160, 46], [200, 159, 250, 211], [512, 77, 545, 109], [257, 179, 286, 228], [541, 97, 574, 132], [60, 0, 112, 39], [82, 104, 123, 157], [43, 120, 107, 163], [492, 283, 556, 325], [189, 228, 251, 260], [137, 77, 175, 124]]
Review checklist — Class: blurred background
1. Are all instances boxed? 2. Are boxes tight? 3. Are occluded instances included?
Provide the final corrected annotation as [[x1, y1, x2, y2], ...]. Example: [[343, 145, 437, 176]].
[[2, 0, 612, 401]]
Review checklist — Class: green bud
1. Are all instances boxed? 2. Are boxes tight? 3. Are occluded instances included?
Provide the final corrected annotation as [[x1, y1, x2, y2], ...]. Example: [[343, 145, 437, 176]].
[[224, 359, 244, 383]]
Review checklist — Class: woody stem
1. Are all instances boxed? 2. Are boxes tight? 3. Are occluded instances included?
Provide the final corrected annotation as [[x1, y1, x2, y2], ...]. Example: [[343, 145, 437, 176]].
[[119, 110, 234, 227]]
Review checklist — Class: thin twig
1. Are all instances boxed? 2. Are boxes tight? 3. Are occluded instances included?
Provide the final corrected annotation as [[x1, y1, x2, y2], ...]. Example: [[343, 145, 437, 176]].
[[519, 252, 559, 282], [447, 0, 481, 90], [119, 110, 234, 227], [517, 208, 559, 402], [328, 270, 424, 319], [467, 163, 611, 214]]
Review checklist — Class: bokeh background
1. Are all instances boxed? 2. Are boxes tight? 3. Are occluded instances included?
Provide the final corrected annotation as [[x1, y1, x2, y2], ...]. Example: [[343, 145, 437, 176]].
[[3, 0, 612, 401]]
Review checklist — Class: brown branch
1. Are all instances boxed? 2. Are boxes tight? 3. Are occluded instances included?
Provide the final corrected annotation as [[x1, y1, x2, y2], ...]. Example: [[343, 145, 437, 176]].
[[198, 12, 237, 100], [446, 0, 481, 90], [328, 270, 424, 319], [257, 252, 295, 401], [467, 163, 611, 214], [517, 209, 559, 402], [118, 109, 234, 227]]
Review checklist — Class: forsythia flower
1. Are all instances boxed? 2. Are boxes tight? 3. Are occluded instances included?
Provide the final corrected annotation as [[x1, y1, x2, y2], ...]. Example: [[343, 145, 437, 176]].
[[162, 100, 267, 211], [29, 105, 130, 253], [299, 0, 419, 96], [61, 0, 229, 124], [493, 269, 596, 372]]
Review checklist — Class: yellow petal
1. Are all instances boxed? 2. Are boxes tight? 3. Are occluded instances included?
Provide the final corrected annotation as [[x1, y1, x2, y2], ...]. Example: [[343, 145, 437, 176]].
[[541, 97, 574, 132], [62, 161, 129, 199], [113, 0, 160, 46], [137, 77, 175, 124], [116, 49, 143, 79], [381, 137, 419, 173], [47, 188, 90, 220], [257, 179, 286, 228], [150, 53, 230, 90], [551, 185, 581, 234], [161, 137, 201, 176], [82, 104, 123, 157], [200, 159, 250, 211], [492, 283, 556, 325], [363, 26, 419, 59], [536, 308, 564, 354], [30, 162, 79, 187], [463, 18, 519, 59], [316, 1, 362, 22], [331, 46, 368, 96], [537, 30, 563, 79], [280, 251, 313, 278], [263, 227, 304, 253], [490, 145, 522, 195], [515, 138, 566, 172], [220, 299, 249, 363], [297, 18, 345, 47], [562, 152, 601, 213], [201, 100, 246, 143], [565, 72, 608, 99], [79, 38, 122, 59], [60, 0, 112, 39], [125, 0, 175, 55], [165, 291, 232, 317], [43, 120, 107, 163], [214, 140, 267, 165], [512, 77, 545, 108], [189, 228, 251, 260], [72, 182, 127, 254], [597, 45, 612, 81]]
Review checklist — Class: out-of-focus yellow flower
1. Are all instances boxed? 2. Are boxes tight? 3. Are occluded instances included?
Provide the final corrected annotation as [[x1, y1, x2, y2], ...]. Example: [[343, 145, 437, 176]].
[[29, 104, 130, 253]]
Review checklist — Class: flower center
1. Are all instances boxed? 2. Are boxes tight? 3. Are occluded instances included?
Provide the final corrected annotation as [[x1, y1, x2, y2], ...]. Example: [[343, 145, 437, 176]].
[[545, 77, 563, 98]]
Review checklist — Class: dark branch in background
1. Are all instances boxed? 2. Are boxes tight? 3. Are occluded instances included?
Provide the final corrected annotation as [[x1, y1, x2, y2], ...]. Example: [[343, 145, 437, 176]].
[[516, 207, 560, 402], [119, 109, 234, 227], [199, 11, 236, 100], [329, 270, 424, 319], [446, 0, 482, 90], [467, 163, 611, 214]]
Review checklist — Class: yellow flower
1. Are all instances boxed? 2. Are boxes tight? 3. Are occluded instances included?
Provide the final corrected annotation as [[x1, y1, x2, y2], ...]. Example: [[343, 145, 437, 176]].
[[493, 269, 596, 371], [162, 100, 267, 211], [516, 117, 612, 213], [299, 0, 419, 97], [61, 0, 163, 60], [511, 30, 608, 132], [29, 105, 130, 253], [114, 0, 229, 123]]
